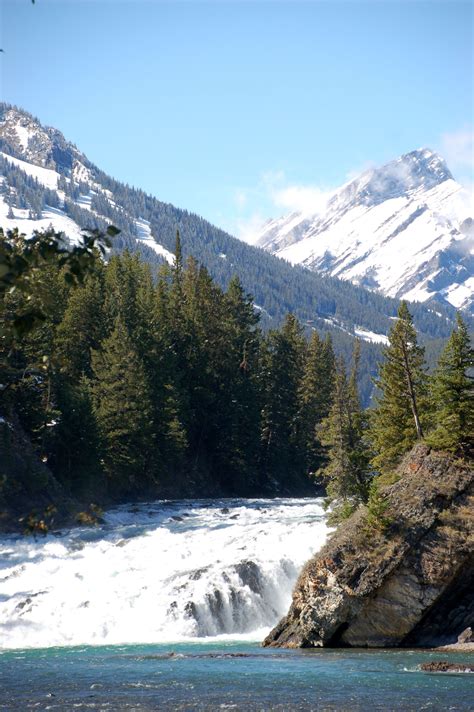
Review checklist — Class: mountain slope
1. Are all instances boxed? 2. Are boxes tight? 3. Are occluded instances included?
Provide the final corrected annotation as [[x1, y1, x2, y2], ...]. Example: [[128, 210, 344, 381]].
[[254, 150, 474, 315], [0, 104, 466, 403]]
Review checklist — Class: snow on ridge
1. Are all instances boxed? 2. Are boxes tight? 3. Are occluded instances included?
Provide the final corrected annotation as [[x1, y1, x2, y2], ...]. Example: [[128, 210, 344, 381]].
[[254, 304, 272, 318], [0, 152, 59, 190]]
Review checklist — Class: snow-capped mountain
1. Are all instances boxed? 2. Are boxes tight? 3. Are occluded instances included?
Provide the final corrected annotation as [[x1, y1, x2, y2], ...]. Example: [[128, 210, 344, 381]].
[[0, 105, 175, 263], [253, 150, 474, 314]]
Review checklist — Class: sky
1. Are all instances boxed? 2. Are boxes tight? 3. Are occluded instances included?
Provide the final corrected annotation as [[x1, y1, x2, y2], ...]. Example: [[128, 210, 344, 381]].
[[1, 0, 473, 238]]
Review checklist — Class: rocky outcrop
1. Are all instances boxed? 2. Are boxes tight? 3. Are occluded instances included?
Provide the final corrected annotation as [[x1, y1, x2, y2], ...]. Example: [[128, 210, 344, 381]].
[[420, 661, 474, 673], [263, 445, 473, 648]]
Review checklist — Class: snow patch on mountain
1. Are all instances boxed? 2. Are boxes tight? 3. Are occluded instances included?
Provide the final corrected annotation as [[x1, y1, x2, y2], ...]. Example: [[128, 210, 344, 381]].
[[0, 192, 84, 245], [0, 152, 60, 191], [354, 327, 389, 346], [135, 218, 174, 264], [14, 124, 34, 151]]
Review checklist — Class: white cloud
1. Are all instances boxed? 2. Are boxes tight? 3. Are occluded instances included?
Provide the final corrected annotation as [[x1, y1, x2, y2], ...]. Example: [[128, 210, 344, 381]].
[[234, 212, 269, 245], [272, 185, 332, 216], [439, 128, 474, 180], [233, 170, 334, 243]]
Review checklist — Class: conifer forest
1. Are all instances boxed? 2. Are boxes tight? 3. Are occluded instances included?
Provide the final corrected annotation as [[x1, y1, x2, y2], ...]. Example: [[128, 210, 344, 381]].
[[1, 228, 472, 516]]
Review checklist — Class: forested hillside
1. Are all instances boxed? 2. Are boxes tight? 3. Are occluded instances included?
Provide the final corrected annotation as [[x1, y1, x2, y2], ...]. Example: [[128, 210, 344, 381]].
[[0, 103, 466, 405]]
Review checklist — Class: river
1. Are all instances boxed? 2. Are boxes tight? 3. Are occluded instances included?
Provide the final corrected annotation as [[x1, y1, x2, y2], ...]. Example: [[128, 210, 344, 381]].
[[0, 498, 471, 710]]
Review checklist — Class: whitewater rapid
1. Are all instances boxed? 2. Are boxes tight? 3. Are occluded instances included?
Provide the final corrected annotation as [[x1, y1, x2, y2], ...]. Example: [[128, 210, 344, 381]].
[[0, 498, 329, 650]]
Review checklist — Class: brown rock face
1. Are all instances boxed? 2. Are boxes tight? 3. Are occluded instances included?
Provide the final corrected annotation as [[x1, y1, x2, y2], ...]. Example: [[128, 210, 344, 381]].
[[263, 445, 474, 648]]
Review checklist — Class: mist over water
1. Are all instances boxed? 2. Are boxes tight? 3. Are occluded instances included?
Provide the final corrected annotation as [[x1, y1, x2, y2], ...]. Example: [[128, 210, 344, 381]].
[[0, 498, 329, 650]]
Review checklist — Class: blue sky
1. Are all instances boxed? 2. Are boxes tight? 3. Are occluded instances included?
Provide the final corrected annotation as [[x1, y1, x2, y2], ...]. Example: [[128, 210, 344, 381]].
[[1, 0, 473, 237]]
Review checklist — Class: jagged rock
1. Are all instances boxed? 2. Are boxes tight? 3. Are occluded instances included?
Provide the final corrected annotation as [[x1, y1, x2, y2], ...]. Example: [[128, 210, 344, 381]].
[[235, 560, 262, 594], [421, 661, 474, 673], [184, 601, 197, 620], [458, 627, 474, 644], [263, 445, 474, 648]]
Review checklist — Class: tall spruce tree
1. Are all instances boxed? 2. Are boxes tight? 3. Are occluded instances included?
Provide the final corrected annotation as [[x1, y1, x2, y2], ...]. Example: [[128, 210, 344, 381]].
[[370, 302, 428, 473], [427, 313, 474, 453], [260, 313, 306, 488], [220, 276, 262, 490], [54, 268, 106, 380], [297, 331, 336, 476], [319, 343, 370, 520], [91, 317, 156, 495]]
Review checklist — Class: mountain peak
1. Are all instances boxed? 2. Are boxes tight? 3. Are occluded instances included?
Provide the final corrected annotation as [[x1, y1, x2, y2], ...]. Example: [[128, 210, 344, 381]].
[[254, 147, 472, 314], [397, 147, 453, 184], [338, 147, 453, 211], [0, 102, 86, 173]]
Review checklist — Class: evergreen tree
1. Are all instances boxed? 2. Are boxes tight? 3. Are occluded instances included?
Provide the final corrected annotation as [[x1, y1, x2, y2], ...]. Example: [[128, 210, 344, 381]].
[[319, 343, 370, 520], [260, 313, 306, 488], [148, 270, 187, 477], [91, 317, 156, 495], [297, 331, 335, 476], [219, 276, 262, 490], [370, 302, 428, 473], [427, 313, 474, 453], [54, 267, 106, 380], [47, 376, 103, 493]]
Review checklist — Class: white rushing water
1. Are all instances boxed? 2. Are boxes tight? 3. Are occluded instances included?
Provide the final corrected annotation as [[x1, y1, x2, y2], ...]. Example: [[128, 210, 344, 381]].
[[0, 498, 329, 650]]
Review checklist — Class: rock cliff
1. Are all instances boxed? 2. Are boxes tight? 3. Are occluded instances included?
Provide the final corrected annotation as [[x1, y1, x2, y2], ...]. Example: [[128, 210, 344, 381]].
[[263, 445, 473, 648]]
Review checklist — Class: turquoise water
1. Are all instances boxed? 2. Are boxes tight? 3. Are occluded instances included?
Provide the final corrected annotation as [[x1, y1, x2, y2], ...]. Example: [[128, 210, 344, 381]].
[[0, 641, 472, 711], [1, 500, 472, 710]]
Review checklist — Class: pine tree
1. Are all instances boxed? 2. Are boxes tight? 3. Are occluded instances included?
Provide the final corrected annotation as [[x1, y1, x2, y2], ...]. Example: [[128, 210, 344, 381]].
[[319, 343, 370, 520], [103, 251, 150, 344], [297, 331, 336, 476], [54, 268, 106, 380], [427, 313, 474, 453], [219, 276, 262, 490], [260, 313, 306, 488], [148, 270, 188, 475], [370, 302, 428, 473], [48, 376, 103, 493], [91, 317, 156, 494]]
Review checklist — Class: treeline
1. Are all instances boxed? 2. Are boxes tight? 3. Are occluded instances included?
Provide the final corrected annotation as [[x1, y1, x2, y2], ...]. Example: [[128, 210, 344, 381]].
[[1, 232, 338, 501], [321, 302, 474, 523], [1, 229, 472, 519]]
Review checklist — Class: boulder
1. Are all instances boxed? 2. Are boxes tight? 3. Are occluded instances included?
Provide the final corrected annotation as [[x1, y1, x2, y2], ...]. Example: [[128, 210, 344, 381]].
[[421, 661, 474, 673]]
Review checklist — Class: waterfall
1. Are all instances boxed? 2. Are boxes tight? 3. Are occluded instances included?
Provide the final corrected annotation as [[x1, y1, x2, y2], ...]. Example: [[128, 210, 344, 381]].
[[0, 498, 329, 649]]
